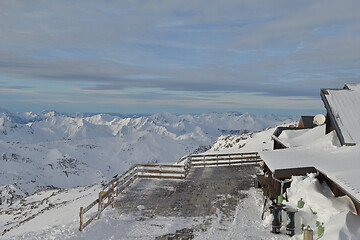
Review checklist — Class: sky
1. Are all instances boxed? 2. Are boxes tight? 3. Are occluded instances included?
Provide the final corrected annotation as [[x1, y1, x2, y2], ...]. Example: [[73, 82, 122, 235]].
[[0, 0, 359, 116]]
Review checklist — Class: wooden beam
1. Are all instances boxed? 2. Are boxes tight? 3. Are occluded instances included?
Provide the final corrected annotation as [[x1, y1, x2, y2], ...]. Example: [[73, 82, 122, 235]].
[[273, 167, 317, 179], [192, 160, 261, 166]]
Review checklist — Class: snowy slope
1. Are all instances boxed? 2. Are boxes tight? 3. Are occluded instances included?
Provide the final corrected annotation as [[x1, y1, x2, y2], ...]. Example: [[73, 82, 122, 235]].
[[208, 121, 298, 153], [1, 110, 359, 239]]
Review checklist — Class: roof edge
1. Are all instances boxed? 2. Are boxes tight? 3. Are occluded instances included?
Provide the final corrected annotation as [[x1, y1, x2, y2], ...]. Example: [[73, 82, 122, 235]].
[[320, 90, 346, 146]]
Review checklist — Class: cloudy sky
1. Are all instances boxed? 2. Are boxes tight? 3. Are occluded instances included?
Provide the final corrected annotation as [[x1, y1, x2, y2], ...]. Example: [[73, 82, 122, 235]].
[[0, 0, 359, 115]]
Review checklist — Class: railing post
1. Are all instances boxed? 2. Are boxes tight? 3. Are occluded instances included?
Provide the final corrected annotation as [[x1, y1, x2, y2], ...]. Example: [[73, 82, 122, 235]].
[[111, 193, 114, 208], [112, 182, 115, 197], [79, 207, 83, 231], [98, 192, 102, 219], [110, 187, 115, 208], [116, 181, 119, 196]]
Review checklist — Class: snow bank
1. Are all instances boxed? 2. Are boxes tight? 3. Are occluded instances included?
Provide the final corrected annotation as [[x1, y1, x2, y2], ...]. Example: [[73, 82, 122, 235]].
[[263, 173, 360, 239]]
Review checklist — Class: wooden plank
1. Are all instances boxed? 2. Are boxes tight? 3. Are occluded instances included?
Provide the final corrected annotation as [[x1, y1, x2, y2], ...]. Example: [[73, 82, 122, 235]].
[[79, 207, 83, 231], [273, 167, 317, 178], [83, 199, 99, 214], [79, 151, 266, 232], [102, 201, 112, 210], [192, 160, 261, 166], [103, 165, 137, 189], [191, 156, 261, 162], [193, 157, 262, 163], [191, 152, 258, 158], [116, 172, 137, 187], [177, 154, 191, 164], [101, 188, 113, 199], [137, 164, 184, 168], [191, 152, 258, 157], [112, 168, 139, 190], [137, 175, 185, 180], [140, 169, 185, 174], [116, 175, 137, 193], [82, 213, 99, 230], [191, 155, 259, 159]]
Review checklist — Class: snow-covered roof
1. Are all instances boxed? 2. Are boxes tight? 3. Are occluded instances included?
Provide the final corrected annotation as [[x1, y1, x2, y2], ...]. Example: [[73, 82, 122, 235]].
[[345, 83, 360, 91], [321, 83, 360, 145], [260, 145, 360, 204], [277, 125, 336, 148], [261, 125, 360, 203]]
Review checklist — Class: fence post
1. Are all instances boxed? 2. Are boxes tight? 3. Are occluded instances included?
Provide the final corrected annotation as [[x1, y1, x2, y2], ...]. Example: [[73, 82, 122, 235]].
[[79, 207, 83, 231], [116, 180, 120, 196], [187, 156, 192, 177], [111, 190, 114, 208], [98, 192, 102, 219]]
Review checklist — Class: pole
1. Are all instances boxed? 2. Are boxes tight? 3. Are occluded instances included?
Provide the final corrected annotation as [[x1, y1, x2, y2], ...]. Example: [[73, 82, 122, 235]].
[[79, 207, 83, 231], [98, 192, 102, 219]]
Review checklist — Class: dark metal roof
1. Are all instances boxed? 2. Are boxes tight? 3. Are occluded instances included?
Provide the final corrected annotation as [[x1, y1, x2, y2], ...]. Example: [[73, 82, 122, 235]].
[[299, 116, 317, 128]]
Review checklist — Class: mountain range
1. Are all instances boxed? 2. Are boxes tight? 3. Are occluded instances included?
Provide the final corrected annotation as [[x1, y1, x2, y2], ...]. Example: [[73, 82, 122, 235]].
[[0, 108, 296, 204]]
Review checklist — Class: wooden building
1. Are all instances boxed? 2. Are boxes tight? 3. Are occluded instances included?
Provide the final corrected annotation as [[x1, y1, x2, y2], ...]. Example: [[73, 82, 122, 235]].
[[257, 83, 360, 215]]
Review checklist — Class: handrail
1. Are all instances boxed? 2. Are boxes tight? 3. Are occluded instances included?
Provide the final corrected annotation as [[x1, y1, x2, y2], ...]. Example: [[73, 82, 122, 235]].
[[189, 152, 261, 167], [191, 156, 259, 162], [79, 162, 187, 231], [79, 151, 261, 231], [79, 165, 138, 231], [190, 152, 259, 158]]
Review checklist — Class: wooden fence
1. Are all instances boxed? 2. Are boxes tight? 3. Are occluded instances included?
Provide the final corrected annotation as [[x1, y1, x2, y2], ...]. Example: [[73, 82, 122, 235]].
[[178, 152, 261, 167], [79, 161, 191, 231], [79, 165, 138, 231], [79, 152, 260, 231]]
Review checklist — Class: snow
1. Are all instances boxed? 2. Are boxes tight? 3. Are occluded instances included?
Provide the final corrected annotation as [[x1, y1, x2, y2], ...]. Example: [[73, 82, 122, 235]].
[[260, 126, 360, 206], [274, 173, 360, 240], [345, 83, 360, 91], [1, 108, 359, 239], [1, 182, 289, 240], [2, 173, 358, 240], [208, 126, 283, 153], [193, 188, 288, 240], [0, 110, 294, 200], [0, 185, 102, 238], [209, 124, 360, 239], [277, 125, 340, 149], [325, 211, 360, 240]]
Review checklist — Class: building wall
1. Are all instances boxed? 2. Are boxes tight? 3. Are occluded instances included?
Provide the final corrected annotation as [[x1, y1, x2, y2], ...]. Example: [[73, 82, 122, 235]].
[[325, 113, 336, 134]]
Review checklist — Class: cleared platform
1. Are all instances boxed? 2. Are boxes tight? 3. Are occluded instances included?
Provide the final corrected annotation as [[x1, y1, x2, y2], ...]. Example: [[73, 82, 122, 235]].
[[115, 165, 258, 218]]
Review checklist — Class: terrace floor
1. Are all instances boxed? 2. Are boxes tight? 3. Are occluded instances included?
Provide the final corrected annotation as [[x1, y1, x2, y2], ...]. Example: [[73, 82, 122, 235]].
[[114, 165, 260, 239]]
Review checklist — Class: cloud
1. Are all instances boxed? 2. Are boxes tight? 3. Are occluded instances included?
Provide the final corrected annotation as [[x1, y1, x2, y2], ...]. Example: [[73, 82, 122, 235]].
[[0, 0, 359, 113]]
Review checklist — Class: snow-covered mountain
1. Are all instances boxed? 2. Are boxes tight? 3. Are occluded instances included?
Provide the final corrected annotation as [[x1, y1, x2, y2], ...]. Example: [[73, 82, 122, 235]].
[[0, 108, 296, 203], [1, 113, 359, 240]]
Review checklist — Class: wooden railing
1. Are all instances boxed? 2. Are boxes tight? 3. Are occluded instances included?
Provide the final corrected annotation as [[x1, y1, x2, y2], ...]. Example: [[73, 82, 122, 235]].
[[178, 152, 261, 167], [137, 164, 186, 179], [79, 152, 260, 231], [79, 161, 190, 231], [79, 165, 138, 231]]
